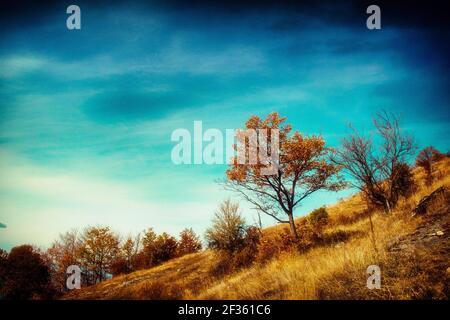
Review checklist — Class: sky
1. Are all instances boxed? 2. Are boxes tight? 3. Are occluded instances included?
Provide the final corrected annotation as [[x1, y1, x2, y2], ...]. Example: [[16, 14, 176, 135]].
[[0, 0, 449, 251]]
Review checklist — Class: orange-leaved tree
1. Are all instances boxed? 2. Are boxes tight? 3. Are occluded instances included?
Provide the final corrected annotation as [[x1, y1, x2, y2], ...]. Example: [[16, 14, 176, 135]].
[[177, 228, 202, 256], [77, 226, 120, 284], [224, 112, 344, 241]]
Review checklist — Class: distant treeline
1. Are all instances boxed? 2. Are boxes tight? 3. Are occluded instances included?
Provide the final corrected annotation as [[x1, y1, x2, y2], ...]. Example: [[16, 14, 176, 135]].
[[0, 227, 202, 299]]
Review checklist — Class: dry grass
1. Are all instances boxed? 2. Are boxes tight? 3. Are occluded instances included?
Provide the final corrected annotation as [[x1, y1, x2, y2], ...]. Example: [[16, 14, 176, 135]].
[[65, 158, 450, 300]]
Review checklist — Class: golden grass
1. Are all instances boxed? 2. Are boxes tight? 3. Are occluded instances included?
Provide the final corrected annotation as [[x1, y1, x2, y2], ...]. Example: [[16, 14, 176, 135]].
[[66, 158, 450, 300]]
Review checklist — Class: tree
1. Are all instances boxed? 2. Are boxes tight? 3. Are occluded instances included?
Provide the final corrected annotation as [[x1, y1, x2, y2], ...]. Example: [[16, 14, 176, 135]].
[[141, 228, 157, 268], [331, 111, 416, 213], [0, 248, 8, 298], [205, 199, 247, 253], [123, 234, 141, 271], [139, 229, 179, 267], [46, 229, 80, 292], [224, 112, 344, 241], [177, 228, 202, 256], [77, 226, 120, 284], [152, 233, 178, 265], [0, 245, 52, 299], [111, 234, 141, 276], [416, 146, 444, 185]]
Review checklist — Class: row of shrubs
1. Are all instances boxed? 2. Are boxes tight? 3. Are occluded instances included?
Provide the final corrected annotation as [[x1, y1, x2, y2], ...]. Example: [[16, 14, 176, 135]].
[[0, 227, 202, 299], [205, 201, 339, 277]]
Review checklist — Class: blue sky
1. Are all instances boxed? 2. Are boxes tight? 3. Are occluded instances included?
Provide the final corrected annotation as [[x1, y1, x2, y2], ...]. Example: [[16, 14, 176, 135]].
[[0, 1, 449, 250]]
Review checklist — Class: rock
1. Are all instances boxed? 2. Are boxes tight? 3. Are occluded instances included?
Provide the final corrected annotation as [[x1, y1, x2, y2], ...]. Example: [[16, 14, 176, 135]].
[[411, 186, 447, 216]]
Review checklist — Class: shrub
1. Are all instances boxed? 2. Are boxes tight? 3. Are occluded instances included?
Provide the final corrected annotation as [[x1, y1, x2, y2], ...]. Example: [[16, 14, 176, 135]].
[[308, 207, 329, 231], [295, 220, 321, 251], [256, 227, 297, 263], [392, 162, 417, 199], [309, 207, 328, 224], [206, 201, 261, 274], [205, 200, 247, 253], [232, 226, 261, 268], [256, 219, 326, 263]]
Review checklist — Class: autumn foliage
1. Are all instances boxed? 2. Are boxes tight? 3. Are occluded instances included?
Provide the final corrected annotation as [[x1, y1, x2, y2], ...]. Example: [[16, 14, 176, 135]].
[[177, 228, 202, 256], [225, 112, 344, 241], [0, 225, 202, 298], [0, 245, 52, 299]]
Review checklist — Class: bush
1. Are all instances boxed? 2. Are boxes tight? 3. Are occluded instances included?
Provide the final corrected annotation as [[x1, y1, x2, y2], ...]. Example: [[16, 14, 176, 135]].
[[205, 200, 247, 253], [256, 218, 326, 263], [256, 234, 282, 263], [232, 226, 260, 268], [206, 201, 261, 274], [392, 162, 417, 199], [256, 227, 297, 263], [209, 226, 261, 277], [308, 207, 329, 229]]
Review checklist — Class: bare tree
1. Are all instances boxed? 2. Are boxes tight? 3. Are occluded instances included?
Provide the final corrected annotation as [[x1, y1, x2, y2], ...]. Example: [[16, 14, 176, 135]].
[[331, 111, 416, 213], [205, 199, 247, 253], [416, 146, 444, 185]]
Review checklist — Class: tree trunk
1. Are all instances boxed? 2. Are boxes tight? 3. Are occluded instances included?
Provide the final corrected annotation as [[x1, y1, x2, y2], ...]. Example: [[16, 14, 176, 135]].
[[288, 212, 299, 242], [384, 198, 392, 214]]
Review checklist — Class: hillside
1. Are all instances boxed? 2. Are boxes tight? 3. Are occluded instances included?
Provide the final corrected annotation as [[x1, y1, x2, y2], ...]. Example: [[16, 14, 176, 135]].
[[65, 158, 450, 300]]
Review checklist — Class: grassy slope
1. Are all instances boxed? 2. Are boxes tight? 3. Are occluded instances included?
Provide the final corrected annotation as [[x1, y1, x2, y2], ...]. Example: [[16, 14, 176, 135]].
[[65, 158, 450, 300]]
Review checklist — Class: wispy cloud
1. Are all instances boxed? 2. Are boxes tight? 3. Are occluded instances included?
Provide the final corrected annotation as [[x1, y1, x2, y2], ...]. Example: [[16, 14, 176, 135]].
[[0, 42, 265, 81]]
